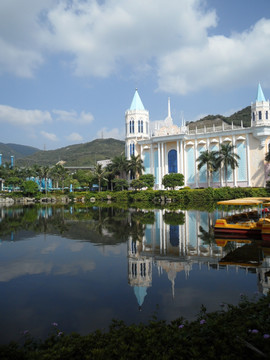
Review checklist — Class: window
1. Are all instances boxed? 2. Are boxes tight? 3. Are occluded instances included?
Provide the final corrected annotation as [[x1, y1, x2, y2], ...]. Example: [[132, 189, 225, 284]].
[[253, 112, 255, 121], [129, 119, 134, 134], [130, 143, 135, 156], [138, 120, 144, 133], [259, 111, 262, 120], [266, 111, 269, 120], [168, 149, 177, 173]]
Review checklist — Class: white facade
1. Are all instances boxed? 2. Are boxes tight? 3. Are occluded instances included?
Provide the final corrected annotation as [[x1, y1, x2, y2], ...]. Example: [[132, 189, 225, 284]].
[[125, 85, 270, 189]]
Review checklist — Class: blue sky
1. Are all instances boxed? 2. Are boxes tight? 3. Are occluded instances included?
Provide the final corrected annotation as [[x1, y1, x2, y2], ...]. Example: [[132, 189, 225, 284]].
[[1, 0, 270, 150]]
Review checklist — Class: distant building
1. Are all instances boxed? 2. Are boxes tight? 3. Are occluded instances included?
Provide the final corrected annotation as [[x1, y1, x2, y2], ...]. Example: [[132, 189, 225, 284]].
[[125, 84, 270, 189], [97, 159, 112, 168]]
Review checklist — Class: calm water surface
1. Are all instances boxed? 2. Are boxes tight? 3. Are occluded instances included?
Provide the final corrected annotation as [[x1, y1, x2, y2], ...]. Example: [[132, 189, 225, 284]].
[[0, 205, 269, 344]]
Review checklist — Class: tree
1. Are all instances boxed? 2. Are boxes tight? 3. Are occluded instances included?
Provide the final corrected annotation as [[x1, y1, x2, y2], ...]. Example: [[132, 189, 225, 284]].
[[93, 164, 107, 192], [112, 178, 128, 191], [162, 173, 184, 190], [130, 179, 145, 190], [32, 164, 43, 190], [265, 151, 270, 163], [110, 155, 129, 179], [139, 174, 155, 189], [21, 180, 39, 197], [73, 169, 94, 190], [196, 150, 218, 187], [128, 155, 145, 179], [40, 166, 50, 194], [50, 165, 67, 191], [215, 144, 240, 186]]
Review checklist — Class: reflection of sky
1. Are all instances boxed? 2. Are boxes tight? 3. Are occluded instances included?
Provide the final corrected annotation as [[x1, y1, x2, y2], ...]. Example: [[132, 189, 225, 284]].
[[0, 207, 263, 346]]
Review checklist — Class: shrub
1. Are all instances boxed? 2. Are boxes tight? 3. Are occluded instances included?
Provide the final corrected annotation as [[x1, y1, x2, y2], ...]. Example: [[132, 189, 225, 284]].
[[21, 180, 39, 197], [162, 173, 184, 189], [139, 174, 155, 189]]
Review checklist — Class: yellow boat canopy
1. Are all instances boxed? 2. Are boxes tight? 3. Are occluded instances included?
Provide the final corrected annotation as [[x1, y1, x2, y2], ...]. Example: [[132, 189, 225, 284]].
[[217, 199, 263, 206]]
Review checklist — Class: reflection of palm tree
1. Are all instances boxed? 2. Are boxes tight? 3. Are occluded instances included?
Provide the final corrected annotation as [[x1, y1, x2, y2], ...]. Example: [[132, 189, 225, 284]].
[[198, 225, 215, 245]]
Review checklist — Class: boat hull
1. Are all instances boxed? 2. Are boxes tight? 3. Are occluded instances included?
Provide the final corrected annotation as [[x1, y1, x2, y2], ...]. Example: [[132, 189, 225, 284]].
[[214, 219, 261, 239]]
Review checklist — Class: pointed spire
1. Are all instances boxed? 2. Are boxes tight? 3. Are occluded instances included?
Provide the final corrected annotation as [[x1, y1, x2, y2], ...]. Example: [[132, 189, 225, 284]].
[[130, 89, 145, 111], [257, 83, 266, 102], [168, 97, 171, 118]]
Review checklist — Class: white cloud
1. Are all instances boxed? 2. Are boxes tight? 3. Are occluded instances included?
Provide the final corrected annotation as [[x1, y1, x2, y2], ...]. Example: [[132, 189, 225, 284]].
[[1, 1, 270, 94], [0, 105, 52, 125], [96, 127, 124, 140], [53, 109, 94, 124], [41, 130, 58, 141], [157, 18, 270, 94], [66, 132, 83, 141]]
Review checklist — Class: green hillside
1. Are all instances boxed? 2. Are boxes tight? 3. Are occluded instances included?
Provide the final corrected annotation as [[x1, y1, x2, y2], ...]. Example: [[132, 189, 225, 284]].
[[16, 138, 125, 166], [0, 143, 40, 164], [188, 106, 251, 129]]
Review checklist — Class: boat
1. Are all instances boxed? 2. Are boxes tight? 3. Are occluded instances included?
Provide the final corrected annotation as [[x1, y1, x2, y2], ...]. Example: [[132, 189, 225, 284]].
[[214, 218, 261, 239], [214, 198, 270, 240]]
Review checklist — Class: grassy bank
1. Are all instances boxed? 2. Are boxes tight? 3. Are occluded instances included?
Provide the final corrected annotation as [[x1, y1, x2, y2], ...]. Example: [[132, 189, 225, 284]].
[[1, 293, 270, 359]]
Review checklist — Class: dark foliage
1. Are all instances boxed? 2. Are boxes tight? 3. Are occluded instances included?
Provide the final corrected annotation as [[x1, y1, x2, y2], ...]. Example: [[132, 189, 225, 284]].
[[0, 293, 269, 359]]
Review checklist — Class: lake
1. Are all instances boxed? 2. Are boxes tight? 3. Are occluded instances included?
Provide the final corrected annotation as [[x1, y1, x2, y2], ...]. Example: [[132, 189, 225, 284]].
[[0, 204, 269, 344]]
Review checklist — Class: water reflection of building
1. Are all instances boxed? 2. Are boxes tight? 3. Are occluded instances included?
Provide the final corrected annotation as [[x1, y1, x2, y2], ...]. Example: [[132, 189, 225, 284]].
[[257, 248, 270, 295], [128, 236, 152, 310], [128, 209, 270, 308]]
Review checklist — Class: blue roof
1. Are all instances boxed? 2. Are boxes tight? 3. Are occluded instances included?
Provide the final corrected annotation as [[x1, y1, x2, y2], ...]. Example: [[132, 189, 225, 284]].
[[134, 286, 147, 306], [257, 83, 266, 102], [130, 89, 145, 110]]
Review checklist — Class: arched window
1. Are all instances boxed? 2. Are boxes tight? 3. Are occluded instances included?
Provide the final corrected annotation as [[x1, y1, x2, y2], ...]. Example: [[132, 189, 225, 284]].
[[130, 119, 135, 134], [266, 111, 269, 120], [252, 112, 255, 122], [137, 120, 143, 133], [168, 149, 177, 173], [259, 111, 262, 120], [130, 143, 135, 157]]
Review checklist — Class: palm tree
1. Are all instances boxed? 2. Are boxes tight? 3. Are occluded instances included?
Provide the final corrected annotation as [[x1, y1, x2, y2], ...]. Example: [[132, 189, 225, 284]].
[[50, 164, 67, 191], [215, 143, 240, 186], [110, 154, 129, 179], [128, 155, 145, 179], [196, 150, 218, 187], [32, 164, 43, 190], [93, 163, 107, 192], [40, 166, 50, 194]]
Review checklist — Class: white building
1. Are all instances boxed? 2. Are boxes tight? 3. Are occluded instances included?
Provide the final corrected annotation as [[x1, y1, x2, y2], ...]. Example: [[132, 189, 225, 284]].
[[125, 84, 270, 189]]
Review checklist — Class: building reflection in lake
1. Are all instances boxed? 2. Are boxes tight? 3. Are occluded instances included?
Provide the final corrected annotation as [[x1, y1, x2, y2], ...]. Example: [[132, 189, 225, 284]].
[[128, 209, 270, 308]]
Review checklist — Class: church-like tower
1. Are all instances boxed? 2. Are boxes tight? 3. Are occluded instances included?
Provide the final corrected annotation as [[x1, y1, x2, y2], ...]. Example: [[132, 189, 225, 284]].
[[251, 83, 270, 126], [125, 89, 150, 159]]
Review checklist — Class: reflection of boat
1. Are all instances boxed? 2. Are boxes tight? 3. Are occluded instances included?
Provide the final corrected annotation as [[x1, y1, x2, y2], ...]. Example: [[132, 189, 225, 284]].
[[214, 198, 270, 240], [218, 242, 263, 267], [215, 238, 251, 247]]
